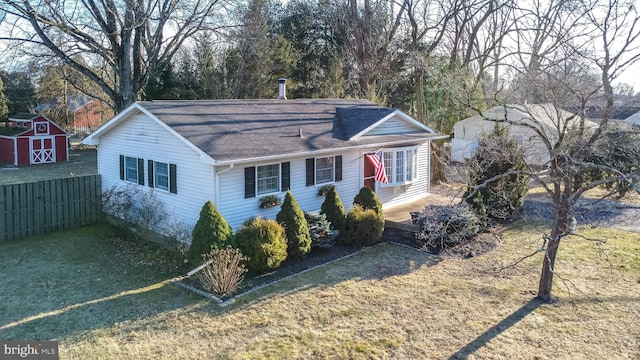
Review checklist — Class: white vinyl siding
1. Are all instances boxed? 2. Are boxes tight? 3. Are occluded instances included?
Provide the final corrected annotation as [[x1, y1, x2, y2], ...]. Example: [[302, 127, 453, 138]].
[[97, 113, 214, 233], [374, 141, 431, 208], [365, 116, 419, 136]]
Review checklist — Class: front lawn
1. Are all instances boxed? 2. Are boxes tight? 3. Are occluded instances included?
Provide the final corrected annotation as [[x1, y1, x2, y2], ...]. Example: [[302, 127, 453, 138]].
[[1, 221, 638, 359], [0, 148, 97, 185]]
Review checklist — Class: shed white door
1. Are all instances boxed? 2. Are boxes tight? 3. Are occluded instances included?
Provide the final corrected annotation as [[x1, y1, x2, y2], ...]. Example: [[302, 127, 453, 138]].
[[31, 137, 55, 164]]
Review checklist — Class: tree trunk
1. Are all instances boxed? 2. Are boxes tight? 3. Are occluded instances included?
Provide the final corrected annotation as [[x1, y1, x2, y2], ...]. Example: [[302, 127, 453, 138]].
[[536, 233, 559, 301], [537, 190, 570, 301]]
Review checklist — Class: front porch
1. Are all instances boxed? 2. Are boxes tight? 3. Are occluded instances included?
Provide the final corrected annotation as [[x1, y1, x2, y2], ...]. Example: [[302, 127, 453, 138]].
[[382, 185, 463, 229]]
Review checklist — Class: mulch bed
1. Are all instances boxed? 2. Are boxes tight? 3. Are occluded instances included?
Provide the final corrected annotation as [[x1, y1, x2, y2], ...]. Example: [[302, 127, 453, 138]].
[[179, 225, 503, 302]]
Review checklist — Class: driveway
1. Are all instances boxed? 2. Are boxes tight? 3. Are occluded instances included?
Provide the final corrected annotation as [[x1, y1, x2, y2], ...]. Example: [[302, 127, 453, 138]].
[[524, 195, 640, 233], [385, 184, 640, 234]]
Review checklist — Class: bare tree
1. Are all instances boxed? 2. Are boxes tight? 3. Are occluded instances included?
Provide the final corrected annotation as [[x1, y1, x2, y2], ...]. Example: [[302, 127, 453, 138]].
[[0, 0, 228, 111], [489, 0, 640, 302]]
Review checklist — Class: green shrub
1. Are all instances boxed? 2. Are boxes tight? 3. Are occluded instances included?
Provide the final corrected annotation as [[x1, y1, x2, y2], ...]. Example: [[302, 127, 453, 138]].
[[235, 217, 287, 274], [341, 205, 384, 247], [192, 246, 247, 297], [353, 186, 384, 223], [276, 190, 311, 259], [305, 212, 338, 249], [187, 201, 233, 265], [464, 124, 528, 223], [415, 203, 481, 252], [320, 185, 346, 233]]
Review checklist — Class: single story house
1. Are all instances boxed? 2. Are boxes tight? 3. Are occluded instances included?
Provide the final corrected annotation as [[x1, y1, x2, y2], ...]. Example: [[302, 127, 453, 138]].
[[83, 94, 447, 234], [0, 113, 69, 166], [451, 104, 596, 165]]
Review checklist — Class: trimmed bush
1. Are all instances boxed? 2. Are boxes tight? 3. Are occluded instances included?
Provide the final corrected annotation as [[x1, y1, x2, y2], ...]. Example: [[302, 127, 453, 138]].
[[341, 205, 384, 247], [193, 246, 247, 297], [305, 212, 338, 249], [235, 217, 287, 274], [320, 185, 346, 233], [353, 186, 384, 222], [276, 190, 311, 259], [187, 201, 233, 265], [415, 203, 481, 252]]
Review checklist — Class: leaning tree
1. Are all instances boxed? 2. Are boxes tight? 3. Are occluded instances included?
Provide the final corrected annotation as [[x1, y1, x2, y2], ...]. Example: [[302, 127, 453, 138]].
[[493, 0, 640, 301], [0, 0, 229, 111]]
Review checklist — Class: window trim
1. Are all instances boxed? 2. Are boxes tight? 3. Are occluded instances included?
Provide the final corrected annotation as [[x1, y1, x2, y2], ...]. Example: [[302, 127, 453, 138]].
[[153, 161, 170, 192], [124, 156, 140, 183], [314, 156, 335, 185], [256, 163, 281, 196], [381, 146, 419, 187]]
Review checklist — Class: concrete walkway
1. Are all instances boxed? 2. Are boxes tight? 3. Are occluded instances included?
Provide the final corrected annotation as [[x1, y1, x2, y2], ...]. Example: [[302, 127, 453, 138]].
[[383, 185, 463, 228]]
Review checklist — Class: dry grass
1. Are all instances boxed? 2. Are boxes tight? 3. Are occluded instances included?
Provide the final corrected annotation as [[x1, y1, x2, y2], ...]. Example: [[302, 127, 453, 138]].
[[1, 222, 639, 359], [0, 148, 97, 185]]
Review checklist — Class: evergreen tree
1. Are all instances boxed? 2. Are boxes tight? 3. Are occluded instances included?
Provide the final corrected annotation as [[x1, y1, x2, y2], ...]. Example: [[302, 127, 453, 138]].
[[464, 124, 528, 223], [276, 190, 311, 259], [353, 186, 384, 223], [320, 185, 346, 233], [187, 201, 233, 265]]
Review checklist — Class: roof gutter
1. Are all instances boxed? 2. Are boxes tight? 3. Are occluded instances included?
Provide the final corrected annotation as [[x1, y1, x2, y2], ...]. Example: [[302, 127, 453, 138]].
[[212, 134, 449, 166]]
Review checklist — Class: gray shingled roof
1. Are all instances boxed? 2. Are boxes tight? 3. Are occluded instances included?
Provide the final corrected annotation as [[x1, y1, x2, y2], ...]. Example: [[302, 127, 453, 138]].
[[137, 99, 441, 162]]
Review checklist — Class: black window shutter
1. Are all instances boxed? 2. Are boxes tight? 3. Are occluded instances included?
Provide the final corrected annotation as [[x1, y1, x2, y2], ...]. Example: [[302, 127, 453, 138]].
[[281, 162, 290, 191], [306, 158, 315, 186], [169, 164, 177, 194], [335, 155, 342, 182], [245, 166, 256, 198], [137, 158, 145, 185], [119, 155, 124, 180], [148, 160, 154, 188]]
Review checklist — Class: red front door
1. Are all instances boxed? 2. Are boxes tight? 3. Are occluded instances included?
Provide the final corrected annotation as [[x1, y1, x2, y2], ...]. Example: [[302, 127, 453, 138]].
[[364, 156, 375, 191]]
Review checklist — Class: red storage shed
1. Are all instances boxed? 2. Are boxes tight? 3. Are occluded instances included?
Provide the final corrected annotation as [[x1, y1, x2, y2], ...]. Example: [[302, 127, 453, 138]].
[[0, 114, 69, 166]]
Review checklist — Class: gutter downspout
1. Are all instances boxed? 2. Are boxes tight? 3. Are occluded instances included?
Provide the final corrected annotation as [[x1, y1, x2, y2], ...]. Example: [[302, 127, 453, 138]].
[[214, 163, 235, 208]]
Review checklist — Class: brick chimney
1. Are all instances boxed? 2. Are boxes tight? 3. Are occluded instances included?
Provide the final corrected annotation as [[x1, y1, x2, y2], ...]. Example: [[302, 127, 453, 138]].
[[277, 78, 287, 100]]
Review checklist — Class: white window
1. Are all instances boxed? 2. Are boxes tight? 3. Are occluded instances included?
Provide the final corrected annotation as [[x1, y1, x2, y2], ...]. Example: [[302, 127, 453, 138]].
[[315, 156, 334, 184], [257, 164, 280, 195], [154, 161, 169, 191], [382, 147, 418, 186], [125, 156, 138, 183]]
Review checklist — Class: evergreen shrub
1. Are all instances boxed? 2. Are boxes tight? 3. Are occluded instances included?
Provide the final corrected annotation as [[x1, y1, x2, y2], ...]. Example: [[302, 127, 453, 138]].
[[276, 190, 311, 259], [187, 200, 233, 265], [235, 217, 287, 274]]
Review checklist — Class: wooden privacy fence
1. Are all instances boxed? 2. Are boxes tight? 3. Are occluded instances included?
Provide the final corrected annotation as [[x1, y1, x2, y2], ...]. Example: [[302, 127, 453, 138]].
[[0, 174, 102, 241]]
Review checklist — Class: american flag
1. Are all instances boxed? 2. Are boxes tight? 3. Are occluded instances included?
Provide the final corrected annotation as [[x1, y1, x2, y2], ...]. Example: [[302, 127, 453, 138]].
[[366, 150, 388, 184]]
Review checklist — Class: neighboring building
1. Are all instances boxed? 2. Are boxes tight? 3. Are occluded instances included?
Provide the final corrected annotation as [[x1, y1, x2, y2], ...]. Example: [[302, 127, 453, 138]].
[[0, 113, 69, 166], [83, 94, 447, 233], [624, 110, 640, 126], [451, 104, 596, 165], [35, 95, 113, 134]]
